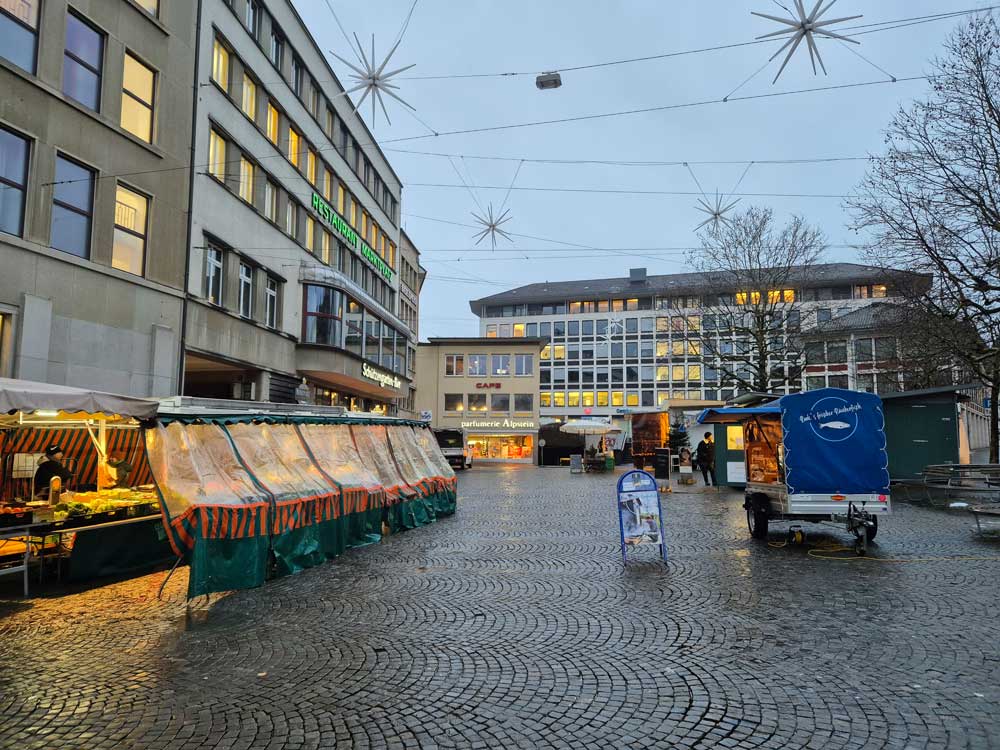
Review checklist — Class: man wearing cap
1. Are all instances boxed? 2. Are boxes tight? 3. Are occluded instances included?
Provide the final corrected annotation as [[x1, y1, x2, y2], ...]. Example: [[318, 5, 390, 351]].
[[34, 445, 73, 498], [695, 431, 716, 487]]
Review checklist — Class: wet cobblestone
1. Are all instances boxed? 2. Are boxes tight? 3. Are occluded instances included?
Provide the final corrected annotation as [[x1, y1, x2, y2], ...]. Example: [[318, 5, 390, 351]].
[[1, 465, 998, 749]]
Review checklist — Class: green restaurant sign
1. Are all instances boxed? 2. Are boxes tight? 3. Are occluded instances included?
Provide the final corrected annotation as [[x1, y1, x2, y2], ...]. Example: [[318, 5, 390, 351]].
[[311, 192, 394, 282]]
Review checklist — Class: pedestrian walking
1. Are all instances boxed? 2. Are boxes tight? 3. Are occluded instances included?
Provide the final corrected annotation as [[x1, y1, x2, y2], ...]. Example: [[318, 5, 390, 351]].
[[695, 432, 716, 487]]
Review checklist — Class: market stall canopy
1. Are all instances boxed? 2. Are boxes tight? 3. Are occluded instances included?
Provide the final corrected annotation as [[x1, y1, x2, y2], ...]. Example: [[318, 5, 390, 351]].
[[560, 419, 616, 435], [697, 405, 781, 425], [0, 377, 158, 421]]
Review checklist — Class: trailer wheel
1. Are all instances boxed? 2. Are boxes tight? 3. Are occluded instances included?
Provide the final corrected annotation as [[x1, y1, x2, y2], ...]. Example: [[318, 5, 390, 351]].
[[867, 516, 878, 542], [747, 507, 769, 539]]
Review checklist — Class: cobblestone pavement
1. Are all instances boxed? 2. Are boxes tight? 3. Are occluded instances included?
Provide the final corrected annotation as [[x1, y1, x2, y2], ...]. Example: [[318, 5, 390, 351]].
[[1, 465, 999, 749]]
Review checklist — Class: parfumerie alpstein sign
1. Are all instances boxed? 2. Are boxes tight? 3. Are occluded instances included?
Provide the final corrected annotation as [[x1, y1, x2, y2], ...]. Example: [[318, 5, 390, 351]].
[[311, 192, 394, 282]]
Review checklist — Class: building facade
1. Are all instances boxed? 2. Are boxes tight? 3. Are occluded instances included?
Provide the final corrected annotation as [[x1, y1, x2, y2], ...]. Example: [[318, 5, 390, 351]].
[[397, 229, 426, 417], [184, 0, 414, 412], [0, 0, 196, 395], [470, 264, 923, 425], [415, 338, 544, 463]]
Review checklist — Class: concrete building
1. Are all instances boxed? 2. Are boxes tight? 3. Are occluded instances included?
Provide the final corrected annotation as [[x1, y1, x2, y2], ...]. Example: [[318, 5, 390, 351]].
[[416, 338, 545, 464], [184, 0, 414, 412], [397, 229, 426, 418], [0, 0, 196, 395], [469, 263, 926, 426]]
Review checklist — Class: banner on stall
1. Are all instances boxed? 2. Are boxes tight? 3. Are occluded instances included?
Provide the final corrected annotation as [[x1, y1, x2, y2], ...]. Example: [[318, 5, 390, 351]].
[[616, 469, 667, 563]]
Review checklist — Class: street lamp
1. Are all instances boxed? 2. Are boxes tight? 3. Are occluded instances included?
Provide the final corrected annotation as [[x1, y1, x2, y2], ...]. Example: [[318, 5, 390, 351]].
[[535, 72, 562, 90]]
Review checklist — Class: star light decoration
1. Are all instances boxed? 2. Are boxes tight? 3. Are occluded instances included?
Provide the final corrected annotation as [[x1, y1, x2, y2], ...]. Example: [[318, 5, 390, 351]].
[[471, 203, 514, 250], [694, 191, 741, 232], [330, 33, 415, 126], [752, 0, 862, 84]]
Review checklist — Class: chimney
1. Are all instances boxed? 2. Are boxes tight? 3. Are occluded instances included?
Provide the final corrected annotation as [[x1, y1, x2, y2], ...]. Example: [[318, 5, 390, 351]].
[[629, 267, 647, 284]]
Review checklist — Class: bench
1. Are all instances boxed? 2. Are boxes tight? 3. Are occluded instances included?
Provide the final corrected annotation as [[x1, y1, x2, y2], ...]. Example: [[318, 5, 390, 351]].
[[896, 464, 1000, 507], [969, 505, 1000, 536]]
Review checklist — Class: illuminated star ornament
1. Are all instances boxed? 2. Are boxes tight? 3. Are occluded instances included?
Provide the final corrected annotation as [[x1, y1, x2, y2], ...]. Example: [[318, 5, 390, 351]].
[[471, 203, 513, 250], [752, 0, 862, 83], [330, 33, 416, 125], [694, 191, 740, 232]]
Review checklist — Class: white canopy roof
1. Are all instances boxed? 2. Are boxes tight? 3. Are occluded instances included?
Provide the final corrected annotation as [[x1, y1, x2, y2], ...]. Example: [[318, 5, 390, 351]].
[[0, 377, 159, 420]]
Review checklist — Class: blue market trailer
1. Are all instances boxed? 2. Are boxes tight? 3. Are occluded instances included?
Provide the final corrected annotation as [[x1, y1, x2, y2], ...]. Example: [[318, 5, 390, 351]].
[[698, 388, 891, 554]]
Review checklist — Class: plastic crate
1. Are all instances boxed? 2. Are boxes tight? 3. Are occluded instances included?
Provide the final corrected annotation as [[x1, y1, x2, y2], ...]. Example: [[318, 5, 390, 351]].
[[0, 510, 33, 528]]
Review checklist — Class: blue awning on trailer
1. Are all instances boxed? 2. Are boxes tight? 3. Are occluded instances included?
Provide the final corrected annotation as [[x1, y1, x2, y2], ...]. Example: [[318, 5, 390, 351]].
[[697, 406, 781, 424]]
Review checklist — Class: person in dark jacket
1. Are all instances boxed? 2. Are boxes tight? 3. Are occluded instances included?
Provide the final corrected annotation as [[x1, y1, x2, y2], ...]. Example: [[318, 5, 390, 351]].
[[34, 445, 73, 498], [695, 432, 716, 487]]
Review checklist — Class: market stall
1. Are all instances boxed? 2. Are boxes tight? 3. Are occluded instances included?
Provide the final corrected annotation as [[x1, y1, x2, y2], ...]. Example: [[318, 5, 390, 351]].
[[0, 378, 168, 593]]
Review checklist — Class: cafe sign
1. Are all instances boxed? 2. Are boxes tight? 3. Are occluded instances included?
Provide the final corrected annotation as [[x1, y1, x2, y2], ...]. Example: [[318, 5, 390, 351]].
[[460, 418, 538, 431], [311, 192, 394, 282], [475, 383, 502, 389], [362, 362, 401, 390]]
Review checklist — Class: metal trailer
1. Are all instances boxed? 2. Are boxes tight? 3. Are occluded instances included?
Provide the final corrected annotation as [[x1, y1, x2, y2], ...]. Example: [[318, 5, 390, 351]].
[[698, 388, 892, 555], [433, 428, 472, 470]]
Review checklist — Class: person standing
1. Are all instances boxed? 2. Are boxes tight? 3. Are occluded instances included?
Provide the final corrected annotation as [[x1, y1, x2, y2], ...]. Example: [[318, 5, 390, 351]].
[[34, 445, 74, 498], [695, 431, 716, 487]]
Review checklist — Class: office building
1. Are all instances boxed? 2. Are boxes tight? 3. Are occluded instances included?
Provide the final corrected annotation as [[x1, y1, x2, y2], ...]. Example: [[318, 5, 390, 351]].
[[0, 0, 196, 394]]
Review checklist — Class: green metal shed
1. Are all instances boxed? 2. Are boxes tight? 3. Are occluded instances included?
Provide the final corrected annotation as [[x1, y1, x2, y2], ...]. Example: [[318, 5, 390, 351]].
[[881, 386, 972, 481]]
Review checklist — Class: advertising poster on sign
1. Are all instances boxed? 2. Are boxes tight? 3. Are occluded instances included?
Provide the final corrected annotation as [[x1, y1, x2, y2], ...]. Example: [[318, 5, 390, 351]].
[[616, 470, 667, 563]]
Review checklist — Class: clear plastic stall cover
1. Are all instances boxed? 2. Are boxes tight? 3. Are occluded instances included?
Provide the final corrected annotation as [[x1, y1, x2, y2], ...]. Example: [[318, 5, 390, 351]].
[[226, 423, 334, 500], [297, 424, 381, 489], [350, 424, 409, 490], [387, 425, 438, 485], [146, 422, 267, 521], [413, 426, 456, 479]]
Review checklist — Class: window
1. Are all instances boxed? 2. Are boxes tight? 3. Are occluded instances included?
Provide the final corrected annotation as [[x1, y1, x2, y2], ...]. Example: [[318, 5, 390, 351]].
[[445, 354, 464, 376], [491, 393, 510, 412], [291, 56, 303, 96], [611, 391, 624, 407], [816, 308, 832, 324], [205, 246, 223, 304], [285, 200, 297, 236], [468, 393, 487, 412], [322, 168, 332, 201], [241, 74, 256, 118], [444, 394, 464, 413], [237, 262, 253, 318], [826, 341, 847, 363], [307, 149, 316, 184], [514, 393, 533, 412], [303, 285, 343, 346], [121, 53, 154, 142], [288, 127, 301, 167], [805, 342, 825, 365], [264, 180, 277, 222], [491, 354, 510, 376], [539, 393, 551, 408], [265, 277, 278, 328], [63, 13, 103, 111], [515, 354, 533, 376], [0, 0, 39, 73], [672, 365, 685, 381], [266, 103, 279, 143], [320, 230, 331, 264], [50, 156, 94, 259], [212, 39, 229, 90], [244, 0, 260, 37], [855, 338, 873, 362], [304, 215, 315, 251], [208, 129, 226, 180], [133, 0, 158, 16], [485, 325, 497, 338], [467, 354, 487, 376], [0, 127, 28, 237], [269, 30, 283, 68], [112, 186, 147, 275], [874, 338, 897, 361], [688, 365, 702, 380], [238, 158, 253, 202]]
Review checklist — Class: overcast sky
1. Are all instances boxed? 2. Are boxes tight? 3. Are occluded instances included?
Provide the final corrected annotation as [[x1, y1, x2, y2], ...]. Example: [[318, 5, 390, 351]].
[[292, 0, 983, 338]]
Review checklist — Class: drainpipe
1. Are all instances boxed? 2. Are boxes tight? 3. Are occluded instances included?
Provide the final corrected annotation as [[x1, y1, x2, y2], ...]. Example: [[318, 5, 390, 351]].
[[176, 0, 204, 396]]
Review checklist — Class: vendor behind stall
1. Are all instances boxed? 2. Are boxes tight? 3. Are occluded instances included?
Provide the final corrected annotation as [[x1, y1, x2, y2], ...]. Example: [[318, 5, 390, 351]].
[[34, 444, 73, 497]]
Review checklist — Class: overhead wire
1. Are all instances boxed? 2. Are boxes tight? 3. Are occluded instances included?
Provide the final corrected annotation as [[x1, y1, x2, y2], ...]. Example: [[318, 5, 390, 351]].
[[405, 183, 852, 198]]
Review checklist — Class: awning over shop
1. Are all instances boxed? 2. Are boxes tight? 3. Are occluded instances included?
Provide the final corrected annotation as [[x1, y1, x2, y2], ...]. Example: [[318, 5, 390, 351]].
[[0, 377, 158, 421], [697, 405, 781, 424]]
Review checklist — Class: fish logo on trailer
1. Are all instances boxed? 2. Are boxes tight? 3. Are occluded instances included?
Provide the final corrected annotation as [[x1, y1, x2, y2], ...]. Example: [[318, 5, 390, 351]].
[[800, 396, 862, 443]]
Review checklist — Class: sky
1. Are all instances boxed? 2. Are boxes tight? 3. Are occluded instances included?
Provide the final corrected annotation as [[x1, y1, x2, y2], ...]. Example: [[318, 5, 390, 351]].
[[291, 0, 988, 338]]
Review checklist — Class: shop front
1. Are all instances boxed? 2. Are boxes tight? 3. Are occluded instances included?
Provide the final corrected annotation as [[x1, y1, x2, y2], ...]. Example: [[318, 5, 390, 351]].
[[298, 347, 409, 415], [460, 418, 538, 464]]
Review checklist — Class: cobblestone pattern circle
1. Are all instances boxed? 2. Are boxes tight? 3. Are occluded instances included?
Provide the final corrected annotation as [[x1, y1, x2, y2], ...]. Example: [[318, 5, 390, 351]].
[[1, 465, 999, 749]]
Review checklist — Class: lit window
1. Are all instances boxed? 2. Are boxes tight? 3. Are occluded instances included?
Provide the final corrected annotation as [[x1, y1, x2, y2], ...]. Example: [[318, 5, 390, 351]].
[[611, 391, 624, 407], [208, 130, 226, 180], [612, 299, 624, 312], [656, 342, 669, 358], [266, 103, 279, 143], [512, 323, 525, 337], [0, 0, 40, 73], [212, 39, 229, 89], [285, 200, 297, 237], [597, 391, 609, 407], [205, 246, 223, 304], [112, 185, 148, 276], [553, 392, 565, 408], [121, 53, 155, 142], [307, 149, 317, 184], [323, 169, 332, 201], [50, 155, 94, 259], [444, 394, 464, 412], [688, 341, 701, 356], [468, 394, 487, 412], [581, 392, 595, 408], [63, 13, 103, 111], [338, 183, 346, 214], [567, 392, 580, 407], [540, 392, 551, 408], [445, 355, 464, 376], [239, 158, 254, 203], [288, 127, 301, 167], [321, 231, 331, 264], [672, 341, 685, 356], [688, 365, 702, 380], [626, 392, 639, 407], [485, 325, 497, 338], [349, 199, 357, 227], [241, 75, 256, 118], [872, 284, 887, 298], [265, 277, 278, 328], [238, 262, 253, 318], [783, 289, 796, 303], [305, 216, 315, 251], [264, 180, 277, 222], [672, 365, 685, 381], [656, 366, 669, 382]]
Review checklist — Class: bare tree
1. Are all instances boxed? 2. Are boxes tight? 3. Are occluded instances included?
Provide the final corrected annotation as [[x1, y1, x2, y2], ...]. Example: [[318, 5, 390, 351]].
[[849, 14, 1000, 461], [690, 206, 826, 394]]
